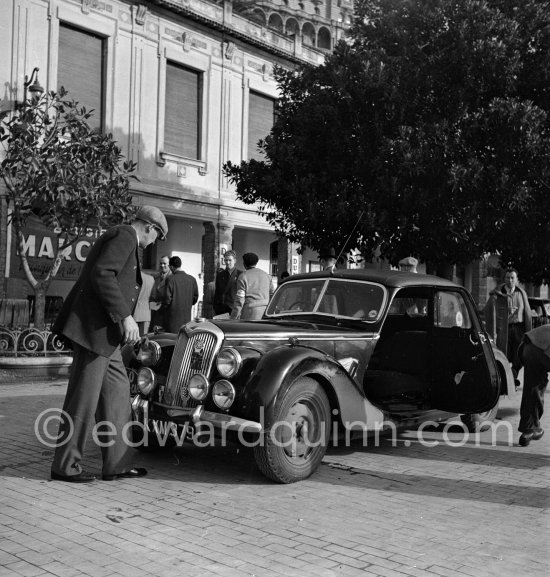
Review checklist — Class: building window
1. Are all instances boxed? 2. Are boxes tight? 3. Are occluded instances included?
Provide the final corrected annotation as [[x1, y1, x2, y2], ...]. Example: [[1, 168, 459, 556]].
[[58, 23, 105, 131], [248, 91, 275, 160], [165, 62, 202, 160]]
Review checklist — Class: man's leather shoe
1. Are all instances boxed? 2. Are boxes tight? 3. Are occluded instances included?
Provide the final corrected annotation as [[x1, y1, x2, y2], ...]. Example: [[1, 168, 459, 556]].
[[519, 433, 533, 446], [102, 467, 147, 481], [532, 429, 544, 441], [51, 470, 96, 483]]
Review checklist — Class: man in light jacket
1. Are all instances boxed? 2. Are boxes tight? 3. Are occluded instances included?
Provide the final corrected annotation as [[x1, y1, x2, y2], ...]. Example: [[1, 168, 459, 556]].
[[231, 252, 271, 320]]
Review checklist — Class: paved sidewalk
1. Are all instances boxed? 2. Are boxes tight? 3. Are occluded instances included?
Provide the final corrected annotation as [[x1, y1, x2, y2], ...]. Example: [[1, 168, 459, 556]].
[[0, 380, 548, 577]]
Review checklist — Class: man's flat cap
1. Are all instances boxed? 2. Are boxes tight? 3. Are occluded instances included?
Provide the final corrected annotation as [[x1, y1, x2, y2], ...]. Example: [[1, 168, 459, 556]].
[[135, 205, 168, 240], [398, 256, 418, 267]]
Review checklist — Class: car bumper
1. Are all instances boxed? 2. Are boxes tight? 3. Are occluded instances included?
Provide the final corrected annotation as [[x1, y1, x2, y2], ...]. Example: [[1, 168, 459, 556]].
[[131, 396, 263, 434]]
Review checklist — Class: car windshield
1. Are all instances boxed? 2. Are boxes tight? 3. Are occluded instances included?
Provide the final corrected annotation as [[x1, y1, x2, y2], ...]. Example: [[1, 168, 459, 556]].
[[265, 278, 386, 322]]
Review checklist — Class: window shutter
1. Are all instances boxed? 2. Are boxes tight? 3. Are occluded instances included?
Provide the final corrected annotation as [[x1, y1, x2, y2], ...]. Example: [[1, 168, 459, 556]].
[[58, 24, 105, 131], [165, 62, 201, 159], [248, 91, 275, 160]]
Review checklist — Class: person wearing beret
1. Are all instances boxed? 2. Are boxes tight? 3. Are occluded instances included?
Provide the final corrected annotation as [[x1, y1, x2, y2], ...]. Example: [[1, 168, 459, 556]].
[[51, 205, 168, 483], [319, 248, 338, 272]]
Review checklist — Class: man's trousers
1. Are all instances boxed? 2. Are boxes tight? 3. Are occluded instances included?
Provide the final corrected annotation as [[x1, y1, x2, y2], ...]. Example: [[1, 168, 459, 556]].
[[51, 343, 135, 477], [519, 341, 550, 434]]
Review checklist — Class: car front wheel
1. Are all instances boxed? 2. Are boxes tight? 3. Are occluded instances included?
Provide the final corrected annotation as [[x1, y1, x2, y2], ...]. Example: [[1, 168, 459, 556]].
[[253, 376, 331, 483]]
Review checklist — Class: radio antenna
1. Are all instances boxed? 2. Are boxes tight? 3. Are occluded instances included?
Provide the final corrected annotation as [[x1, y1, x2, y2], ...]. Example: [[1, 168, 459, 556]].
[[335, 209, 365, 264]]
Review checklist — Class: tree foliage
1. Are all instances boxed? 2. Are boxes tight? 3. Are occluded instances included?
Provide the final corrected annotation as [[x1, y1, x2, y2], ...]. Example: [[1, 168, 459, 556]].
[[224, 0, 550, 283], [0, 88, 137, 326]]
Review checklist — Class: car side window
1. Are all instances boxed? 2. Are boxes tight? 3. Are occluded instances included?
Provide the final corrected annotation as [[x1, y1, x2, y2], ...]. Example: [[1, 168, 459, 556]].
[[435, 291, 471, 329]]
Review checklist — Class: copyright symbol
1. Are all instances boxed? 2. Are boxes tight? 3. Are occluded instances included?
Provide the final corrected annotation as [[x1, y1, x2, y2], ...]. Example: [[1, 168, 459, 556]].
[[34, 408, 73, 448]]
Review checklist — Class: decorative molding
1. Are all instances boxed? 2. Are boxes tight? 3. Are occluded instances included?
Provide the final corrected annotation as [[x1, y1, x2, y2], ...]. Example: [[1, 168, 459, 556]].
[[224, 41, 235, 60], [182, 32, 192, 52], [135, 4, 147, 25], [81, 0, 113, 14]]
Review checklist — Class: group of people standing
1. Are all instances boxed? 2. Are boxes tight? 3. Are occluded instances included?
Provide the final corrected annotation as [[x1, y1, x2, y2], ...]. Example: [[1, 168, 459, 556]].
[[148, 255, 198, 333], [211, 250, 273, 320]]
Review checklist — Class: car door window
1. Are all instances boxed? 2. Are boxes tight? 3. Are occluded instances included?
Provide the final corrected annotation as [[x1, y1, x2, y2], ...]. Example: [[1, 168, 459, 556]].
[[434, 291, 471, 329]]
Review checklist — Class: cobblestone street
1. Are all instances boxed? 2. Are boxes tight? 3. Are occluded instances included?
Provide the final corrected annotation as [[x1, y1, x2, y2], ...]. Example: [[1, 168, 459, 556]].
[[0, 379, 548, 577]]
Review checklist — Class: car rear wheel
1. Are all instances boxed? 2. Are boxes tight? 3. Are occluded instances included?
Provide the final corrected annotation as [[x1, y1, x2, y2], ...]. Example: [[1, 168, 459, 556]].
[[253, 376, 331, 483], [460, 401, 499, 432]]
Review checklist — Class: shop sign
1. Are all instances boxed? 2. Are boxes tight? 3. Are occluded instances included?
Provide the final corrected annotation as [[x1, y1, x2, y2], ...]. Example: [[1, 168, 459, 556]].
[[10, 216, 104, 281]]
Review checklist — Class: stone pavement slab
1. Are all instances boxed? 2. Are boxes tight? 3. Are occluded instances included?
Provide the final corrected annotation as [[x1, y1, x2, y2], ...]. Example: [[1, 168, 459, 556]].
[[0, 380, 548, 577]]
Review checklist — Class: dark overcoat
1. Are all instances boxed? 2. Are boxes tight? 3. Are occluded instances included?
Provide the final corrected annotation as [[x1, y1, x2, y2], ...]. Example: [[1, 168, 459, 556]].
[[53, 225, 142, 357], [163, 270, 199, 332]]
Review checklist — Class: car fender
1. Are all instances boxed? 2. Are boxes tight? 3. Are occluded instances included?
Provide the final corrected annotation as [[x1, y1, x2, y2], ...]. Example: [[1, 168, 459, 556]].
[[491, 346, 517, 398], [237, 344, 385, 431]]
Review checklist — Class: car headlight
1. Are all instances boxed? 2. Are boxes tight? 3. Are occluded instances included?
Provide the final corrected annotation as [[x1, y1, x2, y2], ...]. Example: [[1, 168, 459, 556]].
[[137, 367, 156, 395], [216, 348, 242, 378], [212, 380, 236, 410], [136, 339, 161, 367], [187, 373, 210, 401]]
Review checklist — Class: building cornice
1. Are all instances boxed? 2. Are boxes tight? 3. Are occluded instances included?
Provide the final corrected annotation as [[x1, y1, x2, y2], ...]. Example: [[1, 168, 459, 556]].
[[150, 0, 325, 65]]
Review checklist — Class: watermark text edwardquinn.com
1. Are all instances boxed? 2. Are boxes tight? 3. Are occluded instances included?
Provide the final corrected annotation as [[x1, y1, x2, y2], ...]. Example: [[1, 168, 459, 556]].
[[34, 406, 515, 450]]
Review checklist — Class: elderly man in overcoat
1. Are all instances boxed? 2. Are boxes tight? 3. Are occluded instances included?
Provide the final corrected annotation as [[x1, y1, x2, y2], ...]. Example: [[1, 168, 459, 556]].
[[51, 205, 168, 482]]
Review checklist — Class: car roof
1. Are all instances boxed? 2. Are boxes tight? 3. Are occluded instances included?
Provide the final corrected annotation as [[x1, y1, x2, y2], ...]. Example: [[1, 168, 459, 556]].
[[528, 297, 550, 304], [285, 268, 462, 289]]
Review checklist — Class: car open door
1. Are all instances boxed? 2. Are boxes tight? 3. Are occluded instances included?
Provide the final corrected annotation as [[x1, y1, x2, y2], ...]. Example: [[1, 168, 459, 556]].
[[430, 289, 500, 413]]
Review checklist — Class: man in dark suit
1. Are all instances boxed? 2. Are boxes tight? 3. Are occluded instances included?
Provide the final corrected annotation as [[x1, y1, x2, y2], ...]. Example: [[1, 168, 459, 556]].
[[213, 250, 242, 316], [162, 256, 198, 332], [517, 324, 550, 446], [51, 205, 168, 483]]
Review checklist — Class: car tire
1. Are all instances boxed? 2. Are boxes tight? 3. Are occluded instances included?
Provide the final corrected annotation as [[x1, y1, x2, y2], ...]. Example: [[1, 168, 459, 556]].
[[460, 401, 499, 433], [253, 376, 331, 484]]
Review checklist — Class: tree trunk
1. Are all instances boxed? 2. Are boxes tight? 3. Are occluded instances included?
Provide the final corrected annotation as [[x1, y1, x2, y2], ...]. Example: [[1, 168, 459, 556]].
[[32, 284, 47, 329]]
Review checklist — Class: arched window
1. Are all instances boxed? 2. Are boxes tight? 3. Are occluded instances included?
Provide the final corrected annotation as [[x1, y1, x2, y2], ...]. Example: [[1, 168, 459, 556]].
[[268, 13, 284, 33], [302, 22, 316, 46], [249, 9, 266, 27], [285, 18, 299, 37], [317, 27, 331, 50]]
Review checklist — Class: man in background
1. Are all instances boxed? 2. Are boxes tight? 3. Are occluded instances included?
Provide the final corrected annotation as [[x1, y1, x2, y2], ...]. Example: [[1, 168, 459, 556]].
[[319, 248, 338, 272], [149, 255, 171, 329], [134, 272, 154, 335], [517, 324, 550, 446], [231, 252, 271, 320], [162, 256, 198, 332], [214, 250, 242, 316], [485, 268, 532, 387]]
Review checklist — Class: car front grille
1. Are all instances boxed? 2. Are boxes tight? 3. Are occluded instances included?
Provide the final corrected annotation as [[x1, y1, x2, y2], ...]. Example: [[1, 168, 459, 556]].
[[162, 324, 222, 408]]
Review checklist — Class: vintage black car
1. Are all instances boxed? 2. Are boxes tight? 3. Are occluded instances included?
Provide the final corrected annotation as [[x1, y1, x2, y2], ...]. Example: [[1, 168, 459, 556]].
[[124, 269, 514, 483], [528, 297, 550, 328]]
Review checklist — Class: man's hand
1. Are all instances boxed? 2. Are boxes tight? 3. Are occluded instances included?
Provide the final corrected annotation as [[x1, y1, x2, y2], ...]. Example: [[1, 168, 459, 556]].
[[122, 316, 140, 345]]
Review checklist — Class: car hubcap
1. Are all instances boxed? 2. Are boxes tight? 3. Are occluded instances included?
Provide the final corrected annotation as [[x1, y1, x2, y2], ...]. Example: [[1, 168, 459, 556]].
[[281, 401, 318, 459]]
